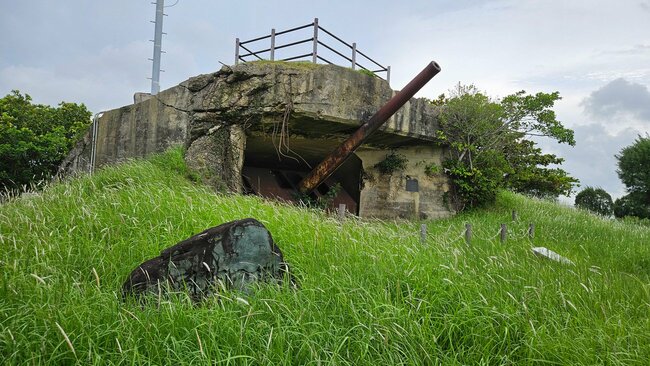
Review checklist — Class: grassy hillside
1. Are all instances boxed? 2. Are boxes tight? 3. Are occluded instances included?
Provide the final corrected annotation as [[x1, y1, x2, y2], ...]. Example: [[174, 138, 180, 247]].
[[1, 148, 649, 365]]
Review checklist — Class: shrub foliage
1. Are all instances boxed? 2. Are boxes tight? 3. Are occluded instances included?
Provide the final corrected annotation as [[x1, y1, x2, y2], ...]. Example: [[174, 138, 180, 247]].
[[575, 187, 613, 216], [0, 90, 91, 191], [614, 134, 650, 219], [374, 151, 408, 175], [432, 85, 578, 210]]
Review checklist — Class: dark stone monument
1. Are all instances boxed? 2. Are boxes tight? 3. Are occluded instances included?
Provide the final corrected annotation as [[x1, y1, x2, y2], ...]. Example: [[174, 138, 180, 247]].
[[122, 218, 293, 301]]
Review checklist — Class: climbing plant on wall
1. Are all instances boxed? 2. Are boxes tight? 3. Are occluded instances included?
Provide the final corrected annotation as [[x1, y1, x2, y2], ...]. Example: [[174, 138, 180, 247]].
[[374, 151, 408, 175]]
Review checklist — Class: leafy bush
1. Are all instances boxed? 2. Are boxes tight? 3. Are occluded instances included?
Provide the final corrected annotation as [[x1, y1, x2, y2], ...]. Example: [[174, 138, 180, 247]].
[[434, 85, 577, 210], [614, 192, 650, 219], [442, 158, 500, 209], [0, 90, 91, 191], [374, 151, 408, 175], [575, 187, 613, 216], [615, 135, 650, 219], [424, 162, 440, 177], [293, 183, 341, 209]]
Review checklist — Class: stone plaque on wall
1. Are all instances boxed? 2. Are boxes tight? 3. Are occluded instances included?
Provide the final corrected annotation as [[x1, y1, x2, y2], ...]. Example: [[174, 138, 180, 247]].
[[406, 178, 419, 192]]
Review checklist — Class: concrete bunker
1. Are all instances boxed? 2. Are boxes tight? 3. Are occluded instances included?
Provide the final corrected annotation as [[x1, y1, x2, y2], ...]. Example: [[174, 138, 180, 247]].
[[59, 62, 455, 220]]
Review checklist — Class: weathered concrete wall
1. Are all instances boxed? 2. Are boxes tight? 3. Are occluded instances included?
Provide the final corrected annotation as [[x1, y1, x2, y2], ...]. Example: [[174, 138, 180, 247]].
[[95, 87, 190, 165], [357, 146, 452, 219], [60, 84, 191, 175], [186, 62, 440, 145], [60, 61, 454, 219], [185, 124, 246, 192]]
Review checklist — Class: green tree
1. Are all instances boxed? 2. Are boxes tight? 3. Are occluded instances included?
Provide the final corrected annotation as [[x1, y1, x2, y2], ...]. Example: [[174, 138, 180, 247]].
[[575, 187, 613, 216], [434, 84, 578, 210], [0, 90, 91, 191], [502, 139, 577, 199], [614, 135, 650, 219], [613, 192, 650, 219]]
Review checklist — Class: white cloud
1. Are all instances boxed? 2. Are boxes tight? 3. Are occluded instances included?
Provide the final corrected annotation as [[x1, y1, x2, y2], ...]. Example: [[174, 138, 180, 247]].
[[1, 41, 154, 111], [582, 78, 650, 121], [539, 124, 642, 200], [0, 65, 100, 107]]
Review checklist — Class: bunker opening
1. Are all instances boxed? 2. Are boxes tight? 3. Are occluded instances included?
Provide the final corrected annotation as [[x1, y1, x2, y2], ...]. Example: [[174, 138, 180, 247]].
[[242, 134, 361, 214]]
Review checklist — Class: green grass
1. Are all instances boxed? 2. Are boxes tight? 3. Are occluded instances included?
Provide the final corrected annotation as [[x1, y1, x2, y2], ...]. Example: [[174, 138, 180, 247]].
[[247, 60, 322, 70], [1, 147, 649, 365]]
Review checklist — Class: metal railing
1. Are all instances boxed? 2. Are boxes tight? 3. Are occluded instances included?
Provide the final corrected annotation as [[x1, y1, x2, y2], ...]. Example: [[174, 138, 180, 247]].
[[235, 18, 390, 83]]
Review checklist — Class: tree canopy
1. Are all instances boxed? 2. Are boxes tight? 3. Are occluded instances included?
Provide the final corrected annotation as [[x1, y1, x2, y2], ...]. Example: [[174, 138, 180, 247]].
[[575, 187, 613, 216], [614, 135, 650, 219], [433, 84, 578, 210], [0, 90, 91, 191]]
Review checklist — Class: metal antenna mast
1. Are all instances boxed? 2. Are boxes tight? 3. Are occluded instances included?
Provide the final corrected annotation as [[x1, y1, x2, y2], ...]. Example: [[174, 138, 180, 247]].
[[149, 0, 165, 95]]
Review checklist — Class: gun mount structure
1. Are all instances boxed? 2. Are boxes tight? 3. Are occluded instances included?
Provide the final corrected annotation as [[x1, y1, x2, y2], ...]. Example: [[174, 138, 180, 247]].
[[299, 61, 441, 195], [61, 61, 454, 219]]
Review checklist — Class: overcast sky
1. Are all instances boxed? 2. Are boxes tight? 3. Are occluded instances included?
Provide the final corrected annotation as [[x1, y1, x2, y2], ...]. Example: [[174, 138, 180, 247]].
[[1, 0, 649, 201]]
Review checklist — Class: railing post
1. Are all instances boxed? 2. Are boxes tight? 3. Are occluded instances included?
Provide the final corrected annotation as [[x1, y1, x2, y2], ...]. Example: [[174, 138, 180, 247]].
[[465, 223, 472, 245], [500, 223, 507, 243], [420, 224, 427, 244], [386, 66, 391, 84], [528, 223, 535, 239], [312, 18, 319, 63], [512, 210, 518, 221], [338, 203, 346, 220], [270, 29, 276, 61], [351, 42, 357, 69], [235, 38, 240, 65]]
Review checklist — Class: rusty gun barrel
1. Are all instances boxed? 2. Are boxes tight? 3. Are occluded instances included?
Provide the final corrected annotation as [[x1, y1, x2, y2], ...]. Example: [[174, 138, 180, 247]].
[[298, 61, 441, 193]]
